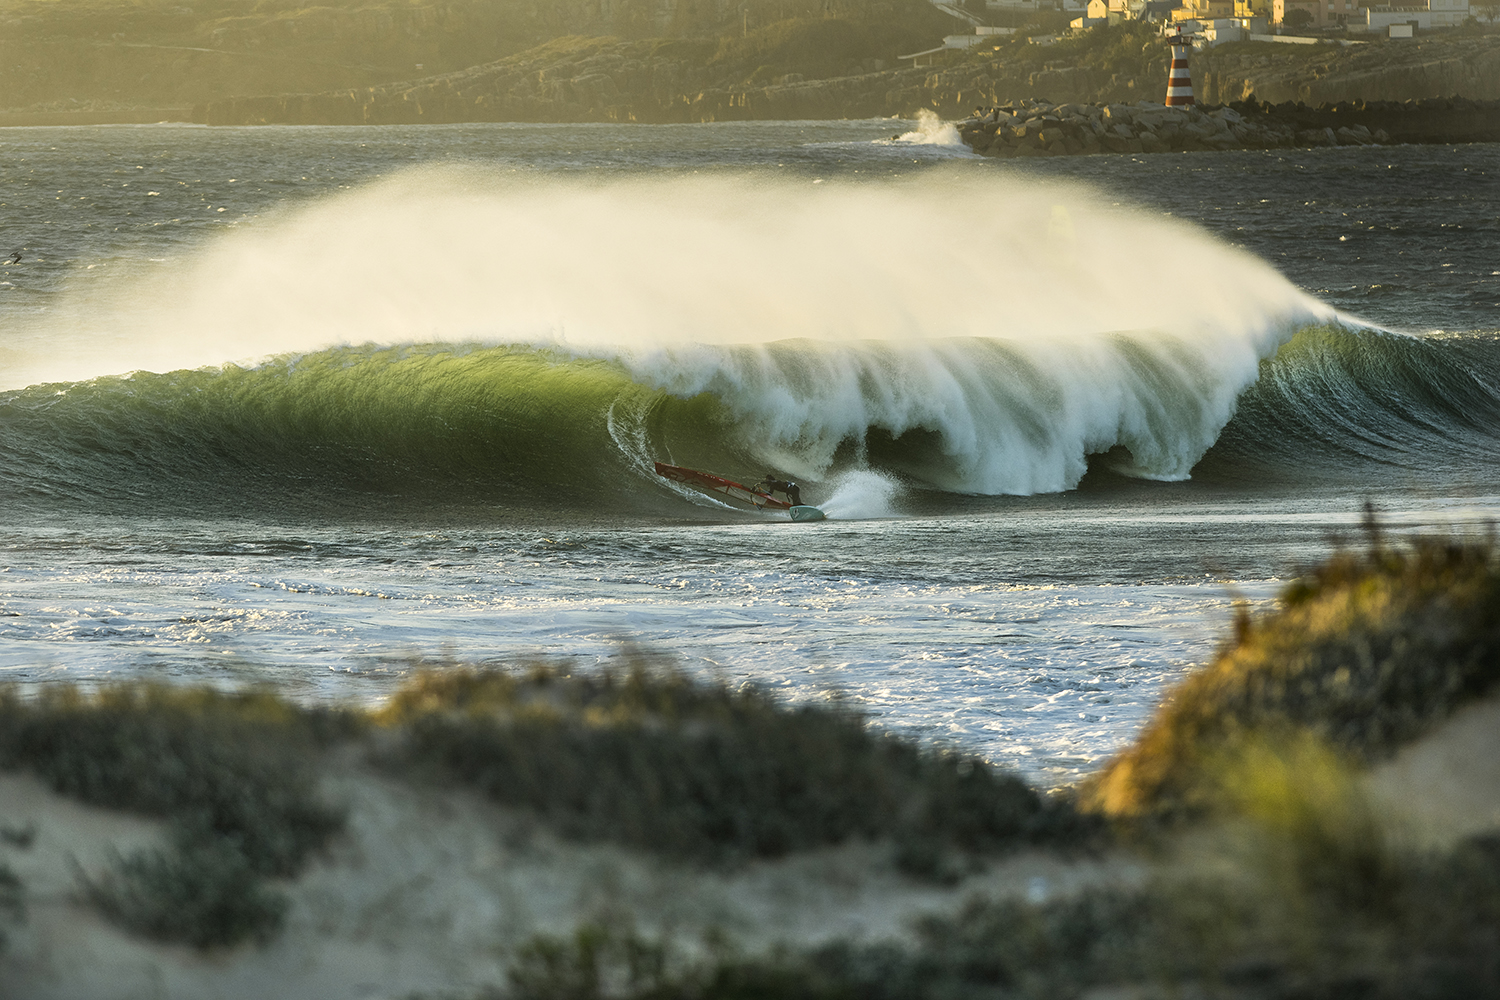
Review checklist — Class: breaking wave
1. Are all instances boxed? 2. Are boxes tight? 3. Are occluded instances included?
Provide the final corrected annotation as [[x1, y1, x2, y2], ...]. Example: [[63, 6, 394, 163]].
[[4, 167, 1494, 517], [890, 109, 966, 148]]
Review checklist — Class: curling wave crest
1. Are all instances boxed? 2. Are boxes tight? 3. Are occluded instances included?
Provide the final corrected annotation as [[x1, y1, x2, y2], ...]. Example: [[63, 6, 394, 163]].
[[3, 168, 1341, 506]]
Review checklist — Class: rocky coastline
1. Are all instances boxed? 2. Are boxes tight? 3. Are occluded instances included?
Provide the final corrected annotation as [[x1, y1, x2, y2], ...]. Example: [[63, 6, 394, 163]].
[[958, 95, 1500, 157]]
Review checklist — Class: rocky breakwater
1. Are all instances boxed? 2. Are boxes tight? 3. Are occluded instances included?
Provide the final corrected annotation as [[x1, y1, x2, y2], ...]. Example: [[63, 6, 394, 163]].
[[960, 95, 1500, 157]]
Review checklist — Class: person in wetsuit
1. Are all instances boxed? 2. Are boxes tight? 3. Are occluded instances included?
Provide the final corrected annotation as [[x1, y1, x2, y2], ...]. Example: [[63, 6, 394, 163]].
[[759, 474, 801, 506]]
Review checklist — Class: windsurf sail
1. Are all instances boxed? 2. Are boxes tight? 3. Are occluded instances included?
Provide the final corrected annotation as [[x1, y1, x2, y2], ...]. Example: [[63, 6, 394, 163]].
[[653, 462, 792, 510]]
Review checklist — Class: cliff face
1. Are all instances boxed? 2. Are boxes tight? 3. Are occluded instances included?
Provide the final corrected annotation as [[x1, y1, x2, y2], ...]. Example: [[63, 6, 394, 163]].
[[1195, 35, 1500, 105]]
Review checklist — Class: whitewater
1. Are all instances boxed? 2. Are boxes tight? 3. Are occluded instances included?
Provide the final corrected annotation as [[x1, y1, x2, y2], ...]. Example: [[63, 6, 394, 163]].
[[1, 120, 1496, 782]]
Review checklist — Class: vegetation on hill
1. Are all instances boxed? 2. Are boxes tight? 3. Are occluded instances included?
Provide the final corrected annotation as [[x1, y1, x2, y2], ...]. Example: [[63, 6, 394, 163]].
[[377, 661, 1094, 876], [0, 684, 350, 946], [1083, 515, 1500, 821], [0, 658, 1092, 948], [1194, 32, 1500, 103], [192, 18, 1178, 125], [0, 527, 1498, 998], [0, 0, 952, 112]]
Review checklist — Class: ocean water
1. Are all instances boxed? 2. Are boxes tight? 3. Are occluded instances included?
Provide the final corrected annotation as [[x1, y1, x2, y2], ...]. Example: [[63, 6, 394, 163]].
[[1, 119, 1496, 783]]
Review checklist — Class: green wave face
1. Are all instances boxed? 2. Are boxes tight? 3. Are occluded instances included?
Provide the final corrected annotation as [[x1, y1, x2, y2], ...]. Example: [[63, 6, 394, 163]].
[[0, 344, 695, 516], [6, 326, 1500, 518]]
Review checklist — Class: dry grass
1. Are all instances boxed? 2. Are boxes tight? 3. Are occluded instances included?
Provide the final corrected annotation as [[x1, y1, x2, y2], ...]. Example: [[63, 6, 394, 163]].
[[0, 683, 350, 947], [1082, 524, 1500, 821], [377, 659, 1096, 876], [0, 659, 1092, 950]]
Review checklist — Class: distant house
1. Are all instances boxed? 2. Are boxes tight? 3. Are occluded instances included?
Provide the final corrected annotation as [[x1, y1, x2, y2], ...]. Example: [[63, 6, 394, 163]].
[[1272, 0, 1355, 27], [1174, 0, 1234, 20], [1069, 0, 1179, 24], [1070, 1, 1112, 29], [1274, 0, 1469, 28], [1130, 0, 1183, 20], [1071, 0, 1125, 28], [1356, 0, 1471, 29]]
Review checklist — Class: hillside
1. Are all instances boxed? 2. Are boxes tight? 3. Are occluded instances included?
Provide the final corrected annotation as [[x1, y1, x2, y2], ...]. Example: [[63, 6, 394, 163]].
[[194, 24, 1500, 125], [0, 0, 953, 115], [1194, 30, 1500, 103], [3, 0, 1499, 124]]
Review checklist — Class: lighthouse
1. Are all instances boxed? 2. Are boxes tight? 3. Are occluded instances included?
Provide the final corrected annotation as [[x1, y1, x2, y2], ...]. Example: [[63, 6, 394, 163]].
[[1165, 34, 1195, 107]]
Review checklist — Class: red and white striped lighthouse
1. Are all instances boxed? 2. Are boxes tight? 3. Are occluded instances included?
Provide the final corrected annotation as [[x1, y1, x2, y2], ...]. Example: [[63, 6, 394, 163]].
[[1165, 34, 1195, 107]]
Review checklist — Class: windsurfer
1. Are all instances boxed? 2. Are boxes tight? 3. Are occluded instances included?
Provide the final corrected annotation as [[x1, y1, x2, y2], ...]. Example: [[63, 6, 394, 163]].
[[759, 475, 801, 506]]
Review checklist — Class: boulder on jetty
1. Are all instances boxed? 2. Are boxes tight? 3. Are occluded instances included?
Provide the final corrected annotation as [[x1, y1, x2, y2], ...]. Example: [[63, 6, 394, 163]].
[[959, 94, 1500, 157]]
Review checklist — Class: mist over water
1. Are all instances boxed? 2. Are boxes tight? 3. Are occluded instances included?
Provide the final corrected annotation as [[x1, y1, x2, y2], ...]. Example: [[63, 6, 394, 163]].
[[10, 167, 1332, 497], [22, 167, 1325, 370]]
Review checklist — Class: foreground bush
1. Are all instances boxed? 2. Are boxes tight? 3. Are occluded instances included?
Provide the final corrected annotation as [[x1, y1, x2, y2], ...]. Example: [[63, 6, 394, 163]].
[[490, 530, 1500, 1000], [502, 768, 1500, 999], [1083, 527, 1500, 820], [378, 661, 1095, 874], [82, 840, 289, 949], [0, 661, 1089, 949], [0, 684, 348, 947]]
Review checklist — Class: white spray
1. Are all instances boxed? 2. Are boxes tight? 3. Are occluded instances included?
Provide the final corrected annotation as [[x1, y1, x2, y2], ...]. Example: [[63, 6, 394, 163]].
[[9, 167, 1332, 496], [890, 109, 967, 149], [818, 470, 904, 520]]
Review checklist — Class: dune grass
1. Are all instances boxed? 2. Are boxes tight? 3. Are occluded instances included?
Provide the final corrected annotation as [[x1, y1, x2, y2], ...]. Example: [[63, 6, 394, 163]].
[[377, 660, 1096, 876], [0, 683, 350, 947], [1083, 522, 1500, 821], [500, 746, 1500, 999], [0, 658, 1092, 948], [497, 529, 1500, 999]]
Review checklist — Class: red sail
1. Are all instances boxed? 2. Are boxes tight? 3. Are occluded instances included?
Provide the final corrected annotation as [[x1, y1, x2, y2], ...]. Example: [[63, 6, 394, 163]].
[[653, 462, 792, 510]]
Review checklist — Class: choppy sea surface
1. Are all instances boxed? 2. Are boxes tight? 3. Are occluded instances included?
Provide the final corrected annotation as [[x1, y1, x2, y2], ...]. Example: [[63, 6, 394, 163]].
[[1, 119, 1496, 783]]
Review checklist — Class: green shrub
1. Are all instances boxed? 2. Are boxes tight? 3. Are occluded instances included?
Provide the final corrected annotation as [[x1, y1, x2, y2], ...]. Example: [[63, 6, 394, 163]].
[[0, 863, 22, 949], [509, 920, 680, 1000], [1083, 527, 1500, 821], [0, 683, 348, 947], [81, 840, 289, 948], [379, 660, 1094, 872]]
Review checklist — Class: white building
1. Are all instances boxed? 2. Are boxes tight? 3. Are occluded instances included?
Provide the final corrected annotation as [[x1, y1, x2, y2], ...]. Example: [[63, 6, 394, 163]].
[[1354, 0, 1470, 31]]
